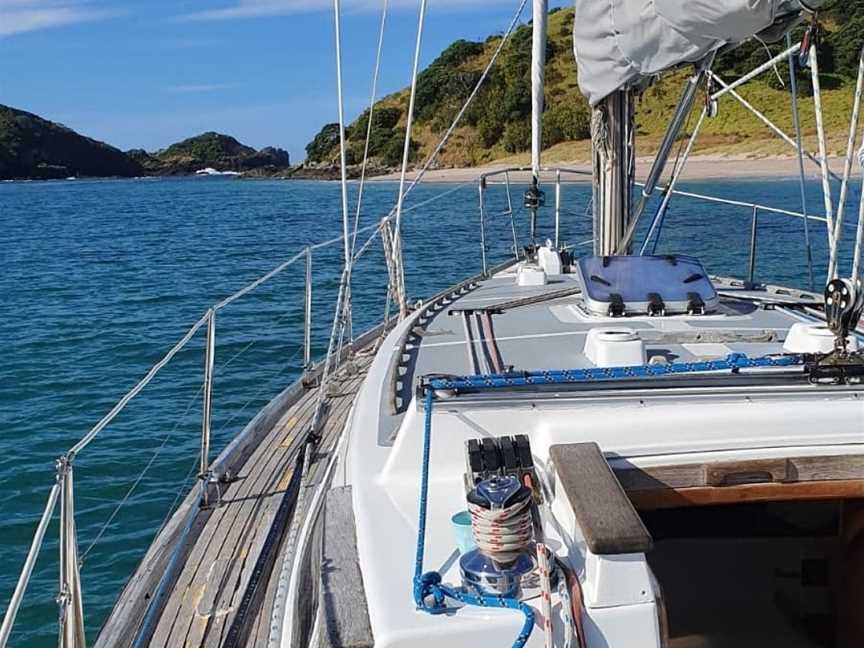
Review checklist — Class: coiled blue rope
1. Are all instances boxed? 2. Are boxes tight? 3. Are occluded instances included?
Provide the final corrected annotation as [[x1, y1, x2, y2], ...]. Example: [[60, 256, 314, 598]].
[[426, 352, 804, 393], [413, 388, 535, 647], [413, 353, 803, 646]]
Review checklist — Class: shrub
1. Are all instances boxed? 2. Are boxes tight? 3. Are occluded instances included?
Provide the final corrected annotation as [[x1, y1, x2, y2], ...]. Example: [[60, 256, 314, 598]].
[[305, 123, 342, 163], [502, 120, 531, 153], [349, 106, 402, 139], [382, 134, 417, 167], [543, 102, 591, 145]]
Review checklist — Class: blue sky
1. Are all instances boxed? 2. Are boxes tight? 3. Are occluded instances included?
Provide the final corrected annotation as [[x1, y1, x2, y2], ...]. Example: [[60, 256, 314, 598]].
[[0, 0, 569, 160]]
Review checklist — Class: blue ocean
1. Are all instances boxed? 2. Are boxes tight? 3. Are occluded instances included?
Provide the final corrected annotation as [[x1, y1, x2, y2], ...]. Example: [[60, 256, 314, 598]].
[[0, 175, 854, 646]]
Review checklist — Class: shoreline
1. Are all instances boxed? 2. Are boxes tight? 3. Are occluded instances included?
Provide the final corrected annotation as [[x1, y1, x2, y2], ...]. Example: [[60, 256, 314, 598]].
[[2, 155, 852, 184], [367, 154, 852, 184]]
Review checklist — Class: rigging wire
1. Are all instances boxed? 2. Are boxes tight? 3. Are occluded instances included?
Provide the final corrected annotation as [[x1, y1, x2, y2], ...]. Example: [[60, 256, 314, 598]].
[[833, 44, 864, 279], [350, 0, 389, 259], [79, 385, 204, 564], [809, 37, 838, 271], [853, 145, 864, 279], [392, 0, 429, 320], [787, 32, 815, 291], [68, 311, 210, 457], [338, 0, 390, 353], [333, 0, 351, 271], [389, 0, 529, 317], [153, 457, 200, 541], [213, 345, 305, 439]]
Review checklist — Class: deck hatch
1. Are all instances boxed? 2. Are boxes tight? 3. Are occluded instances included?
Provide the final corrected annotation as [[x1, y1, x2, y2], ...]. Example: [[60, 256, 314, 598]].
[[576, 255, 719, 316]]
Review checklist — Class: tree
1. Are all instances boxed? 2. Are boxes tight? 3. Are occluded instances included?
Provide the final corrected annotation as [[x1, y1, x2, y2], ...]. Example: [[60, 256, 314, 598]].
[[543, 102, 591, 146], [502, 120, 531, 153], [305, 123, 342, 163], [382, 134, 417, 167]]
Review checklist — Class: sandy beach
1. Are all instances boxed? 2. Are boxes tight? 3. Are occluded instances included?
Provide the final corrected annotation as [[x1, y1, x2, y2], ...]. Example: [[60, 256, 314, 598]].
[[370, 154, 851, 184]]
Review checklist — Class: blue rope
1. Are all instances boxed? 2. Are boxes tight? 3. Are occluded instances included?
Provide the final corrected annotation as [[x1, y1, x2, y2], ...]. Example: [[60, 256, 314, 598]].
[[413, 388, 535, 647], [427, 353, 804, 393], [413, 352, 802, 646]]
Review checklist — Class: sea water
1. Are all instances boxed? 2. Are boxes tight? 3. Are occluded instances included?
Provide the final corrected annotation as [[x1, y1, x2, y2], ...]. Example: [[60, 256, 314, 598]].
[[0, 175, 853, 646]]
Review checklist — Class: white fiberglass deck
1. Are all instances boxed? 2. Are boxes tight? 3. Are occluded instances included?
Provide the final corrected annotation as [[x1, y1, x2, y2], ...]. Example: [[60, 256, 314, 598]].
[[335, 261, 864, 648]]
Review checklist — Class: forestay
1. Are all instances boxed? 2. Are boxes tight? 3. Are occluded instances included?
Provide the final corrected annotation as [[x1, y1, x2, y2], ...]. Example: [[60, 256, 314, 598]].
[[573, 0, 825, 106]]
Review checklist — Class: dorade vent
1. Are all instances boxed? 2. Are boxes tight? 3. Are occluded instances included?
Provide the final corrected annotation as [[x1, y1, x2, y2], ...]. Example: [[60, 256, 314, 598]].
[[575, 255, 719, 317], [584, 327, 646, 367], [783, 322, 860, 354], [516, 264, 547, 287]]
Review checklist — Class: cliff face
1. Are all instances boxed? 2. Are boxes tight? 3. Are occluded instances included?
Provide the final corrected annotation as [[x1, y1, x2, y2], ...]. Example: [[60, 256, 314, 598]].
[[0, 105, 142, 180]]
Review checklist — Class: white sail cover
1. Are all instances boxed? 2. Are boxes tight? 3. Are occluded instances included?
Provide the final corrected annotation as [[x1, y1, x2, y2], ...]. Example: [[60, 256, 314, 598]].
[[573, 0, 815, 106]]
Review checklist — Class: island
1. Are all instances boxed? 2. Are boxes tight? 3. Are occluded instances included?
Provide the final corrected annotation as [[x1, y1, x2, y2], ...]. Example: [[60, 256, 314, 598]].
[[0, 105, 293, 181]]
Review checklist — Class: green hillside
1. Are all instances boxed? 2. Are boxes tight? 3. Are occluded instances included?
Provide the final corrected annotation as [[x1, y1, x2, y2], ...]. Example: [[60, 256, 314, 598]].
[[131, 132, 291, 175], [306, 4, 864, 168], [0, 104, 142, 179]]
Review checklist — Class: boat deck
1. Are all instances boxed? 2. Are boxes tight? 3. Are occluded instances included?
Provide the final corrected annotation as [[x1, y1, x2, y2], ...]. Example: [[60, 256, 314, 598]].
[[94, 347, 375, 648]]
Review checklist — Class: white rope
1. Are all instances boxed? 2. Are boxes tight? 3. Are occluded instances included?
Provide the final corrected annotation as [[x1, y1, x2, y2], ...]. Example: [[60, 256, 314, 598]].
[[333, 0, 351, 270], [787, 33, 815, 290], [214, 249, 306, 310], [355, 0, 529, 273], [68, 311, 210, 456], [709, 72, 840, 182], [309, 266, 350, 435], [405, 0, 528, 197], [386, 0, 529, 317], [536, 542, 553, 648], [833, 46, 864, 279], [279, 398, 353, 647], [0, 483, 60, 648], [709, 41, 800, 101], [810, 43, 838, 276], [392, 0, 429, 319]]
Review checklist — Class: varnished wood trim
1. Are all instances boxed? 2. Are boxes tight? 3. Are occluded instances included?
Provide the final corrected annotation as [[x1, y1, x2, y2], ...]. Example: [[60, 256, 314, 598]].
[[628, 479, 864, 510], [615, 454, 864, 492]]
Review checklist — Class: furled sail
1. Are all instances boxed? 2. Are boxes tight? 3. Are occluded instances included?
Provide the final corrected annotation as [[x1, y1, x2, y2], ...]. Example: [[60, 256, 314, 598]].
[[573, 0, 826, 106], [531, 0, 548, 180]]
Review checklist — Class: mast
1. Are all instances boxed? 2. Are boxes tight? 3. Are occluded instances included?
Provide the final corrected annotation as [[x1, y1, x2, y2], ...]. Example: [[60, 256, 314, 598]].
[[592, 89, 635, 256], [525, 0, 548, 245], [531, 0, 547, 182]]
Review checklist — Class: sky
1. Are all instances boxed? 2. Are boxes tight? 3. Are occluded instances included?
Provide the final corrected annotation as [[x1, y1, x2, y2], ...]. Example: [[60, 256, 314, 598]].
[[0, 0, 570, 160]]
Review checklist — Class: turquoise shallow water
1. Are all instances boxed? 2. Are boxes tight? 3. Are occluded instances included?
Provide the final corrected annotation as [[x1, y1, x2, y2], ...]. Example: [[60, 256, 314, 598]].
[[0, 175, 855, 646]]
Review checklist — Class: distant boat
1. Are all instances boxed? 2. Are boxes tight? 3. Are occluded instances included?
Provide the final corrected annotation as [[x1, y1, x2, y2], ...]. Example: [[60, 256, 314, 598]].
[[195, 167, 241, 177]]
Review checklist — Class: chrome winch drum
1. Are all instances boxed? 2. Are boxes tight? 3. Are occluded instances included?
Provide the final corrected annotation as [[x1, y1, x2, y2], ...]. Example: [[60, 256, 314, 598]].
[[459, 475, 536, 597], [459, 548, 536, 597]]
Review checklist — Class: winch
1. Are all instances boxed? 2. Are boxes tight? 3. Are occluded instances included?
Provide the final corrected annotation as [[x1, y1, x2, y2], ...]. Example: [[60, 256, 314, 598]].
[[459, 436, 541, 597]]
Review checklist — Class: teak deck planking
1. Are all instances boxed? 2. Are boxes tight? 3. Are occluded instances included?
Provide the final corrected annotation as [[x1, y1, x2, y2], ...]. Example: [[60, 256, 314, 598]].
[[96, 352, 372, 648]]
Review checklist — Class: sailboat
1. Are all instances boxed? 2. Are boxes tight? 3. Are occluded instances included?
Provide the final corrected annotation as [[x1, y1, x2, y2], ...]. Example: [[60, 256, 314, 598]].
[[2, 1, 863, 647]]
